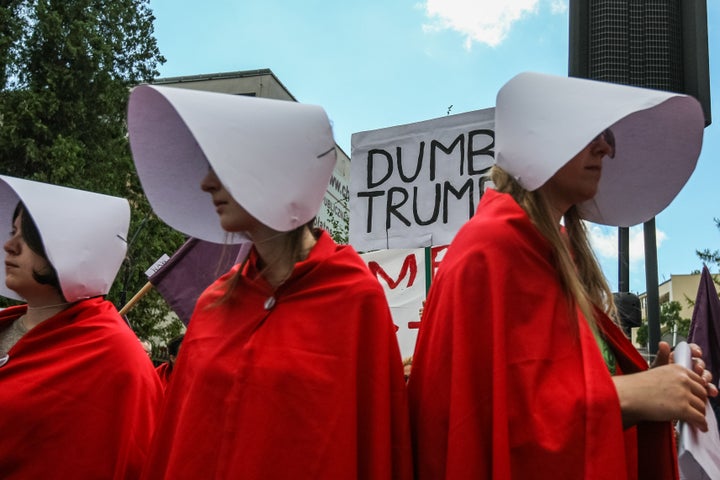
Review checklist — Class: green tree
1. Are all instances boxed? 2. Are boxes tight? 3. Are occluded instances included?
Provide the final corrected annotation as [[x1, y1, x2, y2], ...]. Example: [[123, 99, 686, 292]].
[[695, 219, 720, 299], [697, 217, 720, 268], [0, 0, 185, 351], [323, 191, 349, 245], [635, 300, 691, 348]]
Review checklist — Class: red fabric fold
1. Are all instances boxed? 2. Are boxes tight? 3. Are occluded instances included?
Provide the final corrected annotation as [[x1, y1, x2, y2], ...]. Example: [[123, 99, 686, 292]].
[[155, 361, 173, 389]]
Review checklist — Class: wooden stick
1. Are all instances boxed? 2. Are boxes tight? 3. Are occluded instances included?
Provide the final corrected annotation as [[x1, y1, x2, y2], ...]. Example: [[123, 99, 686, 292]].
[[118, 282, 154, 316]]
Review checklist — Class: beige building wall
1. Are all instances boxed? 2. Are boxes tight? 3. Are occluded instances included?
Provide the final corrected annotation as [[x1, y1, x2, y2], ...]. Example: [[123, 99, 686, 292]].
[[152, 69, 350, 242], [639, 273, 703, 321]]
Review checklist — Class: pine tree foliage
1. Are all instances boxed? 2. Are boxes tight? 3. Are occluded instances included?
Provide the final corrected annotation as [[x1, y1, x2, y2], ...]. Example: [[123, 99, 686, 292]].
[[0, 0, 185, 353], [697, 218, 720, 268]]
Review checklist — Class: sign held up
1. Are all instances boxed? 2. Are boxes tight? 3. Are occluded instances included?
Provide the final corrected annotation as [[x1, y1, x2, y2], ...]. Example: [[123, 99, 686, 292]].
[[350, 108, 495, 251], [360, 246, 448, 359]]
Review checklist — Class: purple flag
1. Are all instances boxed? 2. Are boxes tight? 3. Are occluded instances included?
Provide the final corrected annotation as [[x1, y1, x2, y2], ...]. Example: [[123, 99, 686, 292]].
[[149, 238, 248, 325], [688, 265, 720, 386]]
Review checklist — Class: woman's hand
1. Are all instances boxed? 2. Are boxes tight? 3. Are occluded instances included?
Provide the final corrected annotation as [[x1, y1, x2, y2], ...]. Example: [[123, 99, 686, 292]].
[[613, 364, 709, 430], [653, 341, 719, 398]]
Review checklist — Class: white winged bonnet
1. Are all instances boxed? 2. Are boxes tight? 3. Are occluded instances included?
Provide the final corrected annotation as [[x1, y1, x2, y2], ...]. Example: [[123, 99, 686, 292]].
[[126, 85, 337, 243], [0, 176, 130, 302], [494, 72, 705, 227]]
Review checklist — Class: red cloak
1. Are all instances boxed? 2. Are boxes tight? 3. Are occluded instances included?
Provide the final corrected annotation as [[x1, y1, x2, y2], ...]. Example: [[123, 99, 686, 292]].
[[155, 361, 172, 389], [408, 189, 677, 480], [142, 231, 413, 480], [0, 297, 163, 479]]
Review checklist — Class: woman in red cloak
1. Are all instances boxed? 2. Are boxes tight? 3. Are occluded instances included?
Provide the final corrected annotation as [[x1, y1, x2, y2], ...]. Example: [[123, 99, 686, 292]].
[[408, 72, 717, 480], [128, 86, 413, 480], [0, 177, 162, 479]]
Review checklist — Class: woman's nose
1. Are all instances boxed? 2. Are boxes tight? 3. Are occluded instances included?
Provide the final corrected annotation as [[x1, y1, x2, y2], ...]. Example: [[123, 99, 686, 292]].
[[200, 168, 220, 192], [591, 129, 616, 159], [3, 237, 16, 255], [598, 137, 614, 158]]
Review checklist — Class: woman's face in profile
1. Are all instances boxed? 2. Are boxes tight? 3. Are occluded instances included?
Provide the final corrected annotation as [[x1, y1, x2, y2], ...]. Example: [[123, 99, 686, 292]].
[[3, 213, 54, 297], [539, 128, 615, 214], [200, 168, 259, 234]]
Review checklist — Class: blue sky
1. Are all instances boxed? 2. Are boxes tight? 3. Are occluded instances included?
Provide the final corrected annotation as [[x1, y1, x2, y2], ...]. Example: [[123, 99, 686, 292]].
[[148, 0, 720, 294]]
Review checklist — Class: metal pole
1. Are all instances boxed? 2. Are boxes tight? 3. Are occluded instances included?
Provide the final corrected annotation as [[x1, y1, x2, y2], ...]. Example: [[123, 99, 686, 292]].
[[424, 247, 432, 295], [618, 227, 630, 292], [644, 218, 661, 355]]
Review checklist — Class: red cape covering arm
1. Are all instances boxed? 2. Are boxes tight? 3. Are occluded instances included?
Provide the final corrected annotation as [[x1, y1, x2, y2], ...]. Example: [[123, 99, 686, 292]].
[[142, 231, 413, 480], [408, 190, 629, 479], [0, 297, 163, 479]]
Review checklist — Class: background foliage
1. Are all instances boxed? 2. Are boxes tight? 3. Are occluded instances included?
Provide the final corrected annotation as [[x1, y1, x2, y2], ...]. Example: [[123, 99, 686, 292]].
[[0, 0, 185, 357], [635, 300, 691, 348], [697, 218, 720, 274]]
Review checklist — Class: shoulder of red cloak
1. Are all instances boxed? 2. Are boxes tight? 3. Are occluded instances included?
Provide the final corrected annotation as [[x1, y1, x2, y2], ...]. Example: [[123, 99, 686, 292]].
[[0, 304, 26, 327], [14, 297, 162, 384], [476, 189, 549, 243], [436, 189, 551, 278], [194, 262, 243, 305], [297, 229, 389, 291], [48, 297, 137, 337], [56, 297, 164, 395]]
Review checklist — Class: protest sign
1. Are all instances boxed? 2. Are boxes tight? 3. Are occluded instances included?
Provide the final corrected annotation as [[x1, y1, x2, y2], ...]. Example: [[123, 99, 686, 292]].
[[361, 245, 448, 358], [351, 108, 494, 251]]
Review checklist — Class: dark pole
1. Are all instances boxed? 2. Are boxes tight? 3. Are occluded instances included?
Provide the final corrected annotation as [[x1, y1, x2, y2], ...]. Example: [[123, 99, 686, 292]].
[[618, 227, 630, 292], [644, 218, 661, 355]]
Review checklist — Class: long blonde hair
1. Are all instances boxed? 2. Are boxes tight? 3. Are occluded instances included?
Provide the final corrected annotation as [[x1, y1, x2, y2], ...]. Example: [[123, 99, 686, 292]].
[[490, 166, 616, 330]]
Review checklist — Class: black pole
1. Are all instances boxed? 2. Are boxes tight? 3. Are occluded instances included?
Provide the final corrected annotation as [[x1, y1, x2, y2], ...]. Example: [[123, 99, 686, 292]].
[[644, 218, 661, 355], [618, 227, 630, 292]]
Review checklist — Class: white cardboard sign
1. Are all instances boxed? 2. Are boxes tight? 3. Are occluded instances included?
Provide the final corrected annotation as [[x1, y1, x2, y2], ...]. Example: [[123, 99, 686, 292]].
[[361, 246, 448, 359], [350, 108, 494, 252]]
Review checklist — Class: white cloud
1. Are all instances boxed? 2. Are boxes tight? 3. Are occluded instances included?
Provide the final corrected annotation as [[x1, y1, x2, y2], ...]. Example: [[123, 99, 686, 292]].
[[550, 0, 568, 15], [587, 223, 667, 265], [588, 224, 618, 259], [422, 0, 553, 49]]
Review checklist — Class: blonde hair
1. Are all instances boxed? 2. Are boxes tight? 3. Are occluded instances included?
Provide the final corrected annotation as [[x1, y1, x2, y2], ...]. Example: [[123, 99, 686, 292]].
[[490, 166, 616, 330]]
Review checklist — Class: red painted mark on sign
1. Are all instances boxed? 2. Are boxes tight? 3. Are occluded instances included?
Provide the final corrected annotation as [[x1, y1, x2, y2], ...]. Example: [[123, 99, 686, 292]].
[[368, 254, 418, 289]]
